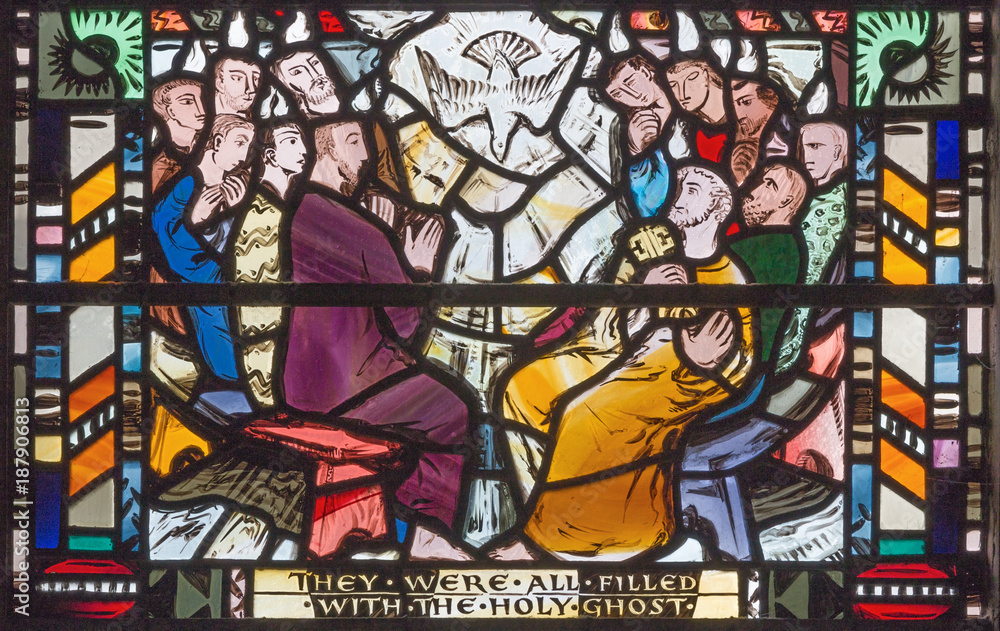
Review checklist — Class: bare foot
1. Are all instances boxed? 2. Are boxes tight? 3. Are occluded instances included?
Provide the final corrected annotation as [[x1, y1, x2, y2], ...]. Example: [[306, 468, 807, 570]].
[[488, 539, 539, 561], [409, 526, 473, 561]]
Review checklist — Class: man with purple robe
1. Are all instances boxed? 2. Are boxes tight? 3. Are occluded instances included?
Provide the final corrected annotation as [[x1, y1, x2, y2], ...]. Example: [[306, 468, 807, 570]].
[[282, 119, 472, 557]]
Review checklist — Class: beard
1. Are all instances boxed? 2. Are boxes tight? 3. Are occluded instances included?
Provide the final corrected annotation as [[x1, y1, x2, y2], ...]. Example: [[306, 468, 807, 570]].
[[338, 164, 360, 195], [738, 111, 769, 137], [742, 201, 771, 226], [222, 90, 252, 112], [668, 203, 713, 229], [304, 77, 337, 106]]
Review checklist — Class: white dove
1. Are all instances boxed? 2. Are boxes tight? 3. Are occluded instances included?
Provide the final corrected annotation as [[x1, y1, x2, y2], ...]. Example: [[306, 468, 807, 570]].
[[416, 37, 578, 163]]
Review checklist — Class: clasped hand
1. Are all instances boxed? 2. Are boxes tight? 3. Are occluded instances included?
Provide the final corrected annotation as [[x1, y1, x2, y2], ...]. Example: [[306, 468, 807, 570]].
[[190, 174, 248, 225]]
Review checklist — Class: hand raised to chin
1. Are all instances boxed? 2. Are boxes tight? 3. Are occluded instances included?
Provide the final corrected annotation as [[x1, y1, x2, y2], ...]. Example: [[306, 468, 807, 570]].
[[220, 173, 248, 208], [189, 184, 225, 225], [627, 109, 662, 155]]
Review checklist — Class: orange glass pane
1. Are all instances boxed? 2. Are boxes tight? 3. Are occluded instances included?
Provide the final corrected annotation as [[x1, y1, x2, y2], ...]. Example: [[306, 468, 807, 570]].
[[69, 430, 115, 495], [881, 370, 925, 428], [150, 9, 189, 31], [69, 365, 116, 422], [881, 439, 926, 499]]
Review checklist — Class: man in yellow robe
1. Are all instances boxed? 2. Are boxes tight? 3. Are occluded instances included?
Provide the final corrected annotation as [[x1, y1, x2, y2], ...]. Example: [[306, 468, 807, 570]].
[[499, 165, 756, 560]]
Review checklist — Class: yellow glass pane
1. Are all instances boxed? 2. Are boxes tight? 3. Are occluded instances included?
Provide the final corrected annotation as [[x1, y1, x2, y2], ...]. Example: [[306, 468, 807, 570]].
[[882, 237, 926, 284], [35, 435, 62, 462], [69, 235, 116, 281], [71, 163, 116, 224], [502, 267, 560, 335], [692, 596, 739, 618], [883, 169, 927, 228], [149, 403, 211, 476], [935, 227, 960, 247]]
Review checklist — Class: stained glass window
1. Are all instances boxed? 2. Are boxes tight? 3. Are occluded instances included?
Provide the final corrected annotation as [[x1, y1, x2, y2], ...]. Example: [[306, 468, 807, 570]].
[[5, 4, 996, 625]]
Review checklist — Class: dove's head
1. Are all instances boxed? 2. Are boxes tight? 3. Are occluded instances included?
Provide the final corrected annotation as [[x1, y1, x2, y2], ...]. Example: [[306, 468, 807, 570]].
[[488, 111, 519, 162]]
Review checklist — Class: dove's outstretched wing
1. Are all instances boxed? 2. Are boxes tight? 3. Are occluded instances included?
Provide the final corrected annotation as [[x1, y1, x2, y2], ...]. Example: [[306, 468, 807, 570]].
[[506, 51, 579, 130], [416, 47, 490, 131]]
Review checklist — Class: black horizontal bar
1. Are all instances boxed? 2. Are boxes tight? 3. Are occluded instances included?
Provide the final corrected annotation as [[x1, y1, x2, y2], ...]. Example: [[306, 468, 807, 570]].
[[5, 282, 993, 308]]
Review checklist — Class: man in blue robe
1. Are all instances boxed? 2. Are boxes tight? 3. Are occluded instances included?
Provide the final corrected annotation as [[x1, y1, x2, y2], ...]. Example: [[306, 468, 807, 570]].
[[152, 114, 254, 380]]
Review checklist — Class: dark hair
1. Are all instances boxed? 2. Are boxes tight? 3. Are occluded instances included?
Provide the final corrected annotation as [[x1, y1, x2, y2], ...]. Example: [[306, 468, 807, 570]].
[[609, 55, 656, 81], [732, 80, 780, 110], [259, 122, 303, 169], [213, 57, 259, 88], [755, 85, 779, 109]]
